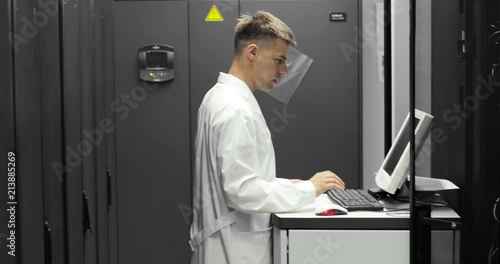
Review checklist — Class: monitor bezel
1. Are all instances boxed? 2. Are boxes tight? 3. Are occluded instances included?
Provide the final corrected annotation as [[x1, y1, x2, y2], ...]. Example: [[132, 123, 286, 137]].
[[375, 109, 434, 195]]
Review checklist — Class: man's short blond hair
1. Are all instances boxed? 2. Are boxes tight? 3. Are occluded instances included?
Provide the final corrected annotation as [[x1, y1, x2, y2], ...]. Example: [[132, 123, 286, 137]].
[[234, 11, 296, 55]]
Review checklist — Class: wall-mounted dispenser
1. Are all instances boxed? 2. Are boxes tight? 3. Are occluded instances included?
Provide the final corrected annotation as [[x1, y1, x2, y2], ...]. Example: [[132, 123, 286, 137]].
[[138, 44, 174, 82]]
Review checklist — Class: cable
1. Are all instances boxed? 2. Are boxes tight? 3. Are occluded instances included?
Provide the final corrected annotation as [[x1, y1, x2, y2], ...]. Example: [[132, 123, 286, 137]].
[[489, 28, 500, 82], [491, 64, 498, 83], [488, 197, 499, 264], [493, 197, 499, 222], [490, 248, 498, 264], [488, 226, 498, 264]]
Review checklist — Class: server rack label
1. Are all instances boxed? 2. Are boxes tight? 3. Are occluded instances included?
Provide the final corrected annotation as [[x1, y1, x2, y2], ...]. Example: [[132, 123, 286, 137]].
[[330, 12, 346, 22]]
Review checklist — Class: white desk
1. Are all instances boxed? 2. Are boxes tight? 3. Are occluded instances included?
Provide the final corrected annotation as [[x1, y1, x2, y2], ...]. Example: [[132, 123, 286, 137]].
[[272, 195, 461, 264]]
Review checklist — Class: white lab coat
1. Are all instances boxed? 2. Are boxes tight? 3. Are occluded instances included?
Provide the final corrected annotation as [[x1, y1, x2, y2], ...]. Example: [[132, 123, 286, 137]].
[[189, 73, 316, 264]]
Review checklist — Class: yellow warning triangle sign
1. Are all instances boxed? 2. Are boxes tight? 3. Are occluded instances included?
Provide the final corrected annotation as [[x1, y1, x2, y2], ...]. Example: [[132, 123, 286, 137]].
[[205, 5, 224, 22]]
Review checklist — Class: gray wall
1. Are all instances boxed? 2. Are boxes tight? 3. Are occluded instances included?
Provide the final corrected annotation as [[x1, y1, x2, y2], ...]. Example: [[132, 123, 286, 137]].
[[361, 0, 385, 189], [362, 0, 434, 188], [387, 0, 432, 179], [392, 0, 410, 135], [415, 0, 432, 176]]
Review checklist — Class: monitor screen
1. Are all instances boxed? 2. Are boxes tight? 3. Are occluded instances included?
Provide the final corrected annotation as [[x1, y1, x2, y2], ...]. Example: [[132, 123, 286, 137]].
[[146, 51, 168, 69], [375, 110, 433, 195]]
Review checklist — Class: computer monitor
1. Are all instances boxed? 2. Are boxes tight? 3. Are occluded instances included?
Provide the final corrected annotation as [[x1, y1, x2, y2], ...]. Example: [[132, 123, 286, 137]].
[[375, 109, 434, 195]]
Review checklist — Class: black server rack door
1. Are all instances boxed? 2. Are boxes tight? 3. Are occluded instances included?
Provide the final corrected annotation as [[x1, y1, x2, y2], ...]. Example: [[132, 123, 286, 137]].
[[428, 0, 467, 262], [0, 0, 17, 263], [12, 0, 47, 262], [429, 0, 466, 247], [113, 2, 191, 263], [37, 1, 67, 264]]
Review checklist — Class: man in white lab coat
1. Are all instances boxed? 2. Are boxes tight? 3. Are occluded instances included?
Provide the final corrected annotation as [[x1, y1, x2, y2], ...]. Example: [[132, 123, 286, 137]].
[[189, 11, 345, 264]]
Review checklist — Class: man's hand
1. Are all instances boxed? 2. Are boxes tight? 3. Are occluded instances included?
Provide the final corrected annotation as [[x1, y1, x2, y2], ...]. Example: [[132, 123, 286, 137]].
[[309, 170, 345, 196]]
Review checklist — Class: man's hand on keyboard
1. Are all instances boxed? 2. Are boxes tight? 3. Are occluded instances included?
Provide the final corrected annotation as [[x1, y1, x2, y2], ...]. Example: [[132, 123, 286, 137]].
[[309, 170, 345, 196]]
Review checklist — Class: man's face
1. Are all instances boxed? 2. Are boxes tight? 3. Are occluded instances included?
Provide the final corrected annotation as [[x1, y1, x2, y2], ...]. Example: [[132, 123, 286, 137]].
[[254, 39, 289, 91]]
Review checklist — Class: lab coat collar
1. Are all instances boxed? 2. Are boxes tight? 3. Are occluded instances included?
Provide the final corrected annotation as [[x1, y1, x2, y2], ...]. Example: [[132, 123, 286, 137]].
[[217, 72, 264, 115], [217, 72, 254, 100]]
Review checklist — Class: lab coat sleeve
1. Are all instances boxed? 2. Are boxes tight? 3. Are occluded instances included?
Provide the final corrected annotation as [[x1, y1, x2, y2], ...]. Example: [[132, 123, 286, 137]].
[[217, 109, 316, 213]]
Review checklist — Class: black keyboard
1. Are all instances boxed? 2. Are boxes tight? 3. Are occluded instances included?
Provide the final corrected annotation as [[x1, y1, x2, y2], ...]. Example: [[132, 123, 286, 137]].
[[327, 189, 384, 211]]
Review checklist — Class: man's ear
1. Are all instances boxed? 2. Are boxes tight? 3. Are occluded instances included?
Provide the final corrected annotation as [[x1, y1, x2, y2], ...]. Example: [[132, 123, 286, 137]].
[[247, 44, 258, 62]]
